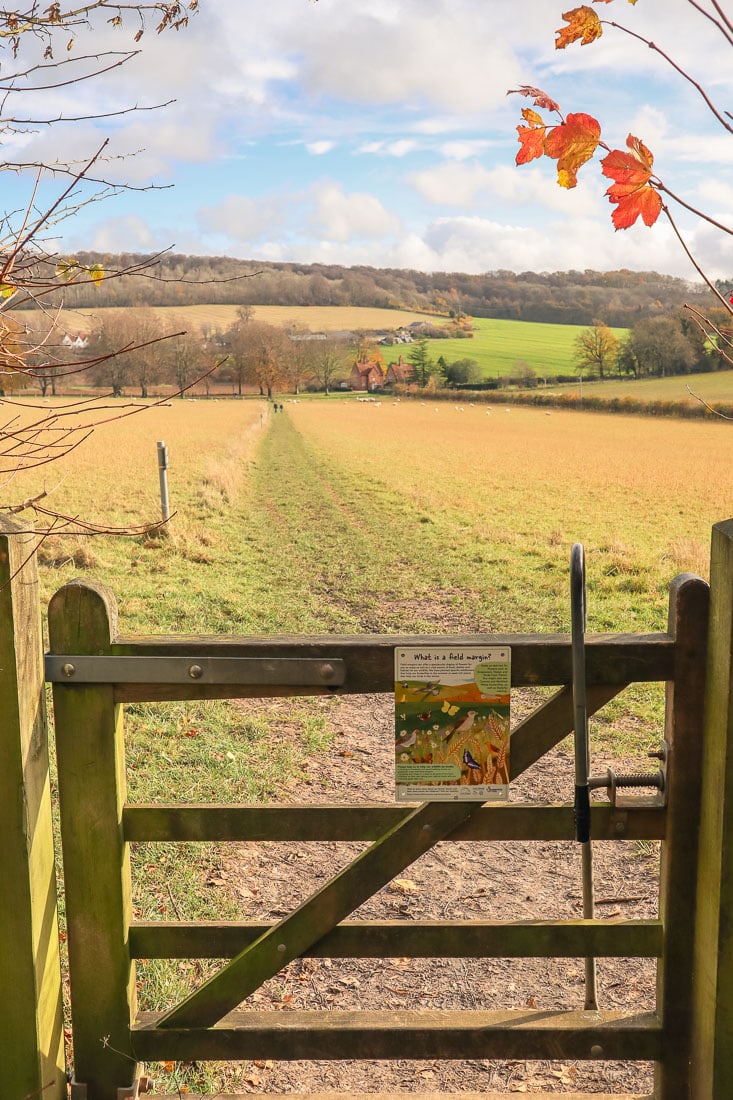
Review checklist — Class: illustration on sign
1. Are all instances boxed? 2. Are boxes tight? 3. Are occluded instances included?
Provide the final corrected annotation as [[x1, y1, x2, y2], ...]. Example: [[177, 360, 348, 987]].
[[394, 646, 511, 802]]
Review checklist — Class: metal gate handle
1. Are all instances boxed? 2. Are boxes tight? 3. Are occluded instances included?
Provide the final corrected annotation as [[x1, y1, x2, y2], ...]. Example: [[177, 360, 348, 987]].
[[571, 542, 591, 844]]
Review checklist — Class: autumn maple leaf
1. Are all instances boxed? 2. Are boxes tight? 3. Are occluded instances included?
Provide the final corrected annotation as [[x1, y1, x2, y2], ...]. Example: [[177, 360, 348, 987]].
[[516, 108, 547, 165], [556, 6, 603, 48], [544, 112, 601, 188], [601, 134, 663, 228]]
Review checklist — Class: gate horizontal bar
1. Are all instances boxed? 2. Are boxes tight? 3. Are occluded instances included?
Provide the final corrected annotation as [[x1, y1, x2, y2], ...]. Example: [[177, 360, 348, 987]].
[[130, 917, 664, 960], [55, 632, 675, 702], [132, 1008, 663, 1062], [123, 801, 666, 842], [44, 655, 346, 687]]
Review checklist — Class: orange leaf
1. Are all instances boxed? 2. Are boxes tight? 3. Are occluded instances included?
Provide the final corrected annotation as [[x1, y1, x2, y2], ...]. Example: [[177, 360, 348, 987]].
[[609, 185, 662, 229], [516, 119, 546, 165], [544, 112, 601, 188], [556, 6, 603, 48], [601, 134, 662, 228]]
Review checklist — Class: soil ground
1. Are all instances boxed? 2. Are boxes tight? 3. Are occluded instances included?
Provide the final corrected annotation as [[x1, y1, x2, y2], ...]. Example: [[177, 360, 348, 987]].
[[208, 691, 660, 1097]]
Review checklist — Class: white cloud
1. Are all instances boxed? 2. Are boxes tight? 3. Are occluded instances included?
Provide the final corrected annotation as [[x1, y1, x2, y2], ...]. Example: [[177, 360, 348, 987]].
[[306, 141, 336, 155], [198, 194, 287, 242], [292, 0, 525, 113], [696, 178, 733, 211], [84, 214, 162, 253], [407, 161, 603, 217], [385, 140, 419, 158], [408, 162, 496, 207], [358, 139, 420, 157], [307, 182, 399, 241], [439, 140, 493, 161]]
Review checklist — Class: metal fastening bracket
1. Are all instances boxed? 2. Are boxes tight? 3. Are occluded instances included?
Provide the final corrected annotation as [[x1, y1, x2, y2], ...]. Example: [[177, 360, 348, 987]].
[[588, 739, 669, 808], [45, 655, 346, 687]]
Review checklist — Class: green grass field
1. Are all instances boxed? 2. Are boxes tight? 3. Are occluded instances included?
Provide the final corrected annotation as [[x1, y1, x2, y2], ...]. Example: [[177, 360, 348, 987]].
[[555, 368, 733, 405], [427, 317, 628, 379]]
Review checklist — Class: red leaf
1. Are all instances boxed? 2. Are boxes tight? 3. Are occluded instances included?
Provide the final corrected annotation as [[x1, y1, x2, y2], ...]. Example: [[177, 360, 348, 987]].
[[544, 112, 601, 188], [516, 113, 547, 165], [556, 6, 603, 49], [601, 134, 662, 228], [507, 85, 561, 114]]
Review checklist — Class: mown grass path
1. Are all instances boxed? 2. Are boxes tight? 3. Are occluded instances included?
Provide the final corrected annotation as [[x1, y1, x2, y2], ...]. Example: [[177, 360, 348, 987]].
[[243, 410, 516, 635]]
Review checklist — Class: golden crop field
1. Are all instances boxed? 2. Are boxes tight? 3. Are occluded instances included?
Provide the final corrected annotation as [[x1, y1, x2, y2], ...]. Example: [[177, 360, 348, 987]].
[[12, 303, 441, 336], [6, 395, 268, 626], [284, 397, 729, 632], [13, 391, 731, 652]]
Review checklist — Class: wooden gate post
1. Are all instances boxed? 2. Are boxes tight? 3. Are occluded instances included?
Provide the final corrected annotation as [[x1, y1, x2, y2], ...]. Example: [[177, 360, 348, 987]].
[[691, 518, 733, 1098], [0, 517, 66, 1100], [49, 579, 138, 1100], [654, 573, 709, 1098]]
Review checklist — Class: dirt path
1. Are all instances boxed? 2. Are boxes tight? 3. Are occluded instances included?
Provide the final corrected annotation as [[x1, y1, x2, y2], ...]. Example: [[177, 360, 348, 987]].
[[217, 692, 659, 1096]]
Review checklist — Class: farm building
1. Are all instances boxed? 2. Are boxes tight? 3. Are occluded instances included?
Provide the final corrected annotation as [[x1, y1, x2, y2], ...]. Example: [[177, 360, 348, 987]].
[[385, 354, 414, 387], [350, 356, 385, 391]]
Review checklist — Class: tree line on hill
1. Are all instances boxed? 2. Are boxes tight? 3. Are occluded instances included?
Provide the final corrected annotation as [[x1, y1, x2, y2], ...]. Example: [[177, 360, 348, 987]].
[[35, 251, 727, 329], [9, 298, 730, 401], [12, 307, 361, 398]]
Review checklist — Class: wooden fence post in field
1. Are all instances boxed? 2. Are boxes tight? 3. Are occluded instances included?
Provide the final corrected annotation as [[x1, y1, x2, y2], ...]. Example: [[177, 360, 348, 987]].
[[0, 517, 66, 1100], [48, 579, 138, 1100], [691, 518, 733, 1098]]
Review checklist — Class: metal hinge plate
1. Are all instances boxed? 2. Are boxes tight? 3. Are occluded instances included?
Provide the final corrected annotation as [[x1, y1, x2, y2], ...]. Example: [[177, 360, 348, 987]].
[[45, 655, 346, 687]]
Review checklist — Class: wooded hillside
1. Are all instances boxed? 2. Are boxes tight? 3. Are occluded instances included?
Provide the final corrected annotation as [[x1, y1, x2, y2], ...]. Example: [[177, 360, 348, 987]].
[[50, 253, 720, 328]]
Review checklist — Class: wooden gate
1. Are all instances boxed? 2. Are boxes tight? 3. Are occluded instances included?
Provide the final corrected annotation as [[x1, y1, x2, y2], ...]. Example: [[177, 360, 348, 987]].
[[45, 533, 721, 1100]]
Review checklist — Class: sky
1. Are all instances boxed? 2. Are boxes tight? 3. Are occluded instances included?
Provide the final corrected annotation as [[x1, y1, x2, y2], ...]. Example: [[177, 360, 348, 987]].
[[6, 0, 733, 281]]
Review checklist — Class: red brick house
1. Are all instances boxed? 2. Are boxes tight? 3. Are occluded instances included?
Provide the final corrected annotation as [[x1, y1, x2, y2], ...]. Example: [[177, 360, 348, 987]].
[[385, 355, 414, 387], [350, 356, 385, 391]]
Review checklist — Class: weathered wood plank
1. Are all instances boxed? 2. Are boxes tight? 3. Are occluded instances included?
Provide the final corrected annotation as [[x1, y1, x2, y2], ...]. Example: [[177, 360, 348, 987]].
[[654, 574, 709, 1099], [156, 801, 479, 1029], [130, 917, 664, 960], [132, 1007, 663, 1062], [0, 519, 66, 1100], [123, 801, 665, 843], [692, 520, 733, 1098], [108, 633, 673, 702], [48, 579, 138, 1100]]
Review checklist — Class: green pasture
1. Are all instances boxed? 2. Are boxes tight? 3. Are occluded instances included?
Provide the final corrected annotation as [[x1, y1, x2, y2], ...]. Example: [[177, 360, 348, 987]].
[[560, 368, 733, 405], [426, 317, 628, 379]]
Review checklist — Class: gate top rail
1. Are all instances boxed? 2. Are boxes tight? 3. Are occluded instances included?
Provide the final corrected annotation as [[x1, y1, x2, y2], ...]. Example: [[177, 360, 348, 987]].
[[46, 631, 674, 702]]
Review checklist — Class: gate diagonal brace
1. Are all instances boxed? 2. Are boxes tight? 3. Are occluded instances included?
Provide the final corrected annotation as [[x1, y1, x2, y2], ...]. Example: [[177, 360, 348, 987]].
[[154, 800, 480, 1030]]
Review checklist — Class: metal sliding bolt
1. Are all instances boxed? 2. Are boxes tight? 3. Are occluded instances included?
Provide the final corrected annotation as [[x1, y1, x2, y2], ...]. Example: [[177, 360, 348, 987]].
[[61, 663, 76, 678], [188, 664, 203, 680]]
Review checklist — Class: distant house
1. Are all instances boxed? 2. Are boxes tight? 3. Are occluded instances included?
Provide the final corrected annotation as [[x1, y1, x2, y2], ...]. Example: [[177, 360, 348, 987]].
[[62, 332, 89, 350], [350, 356, 385, 392], [385, 354, 414, 387]]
